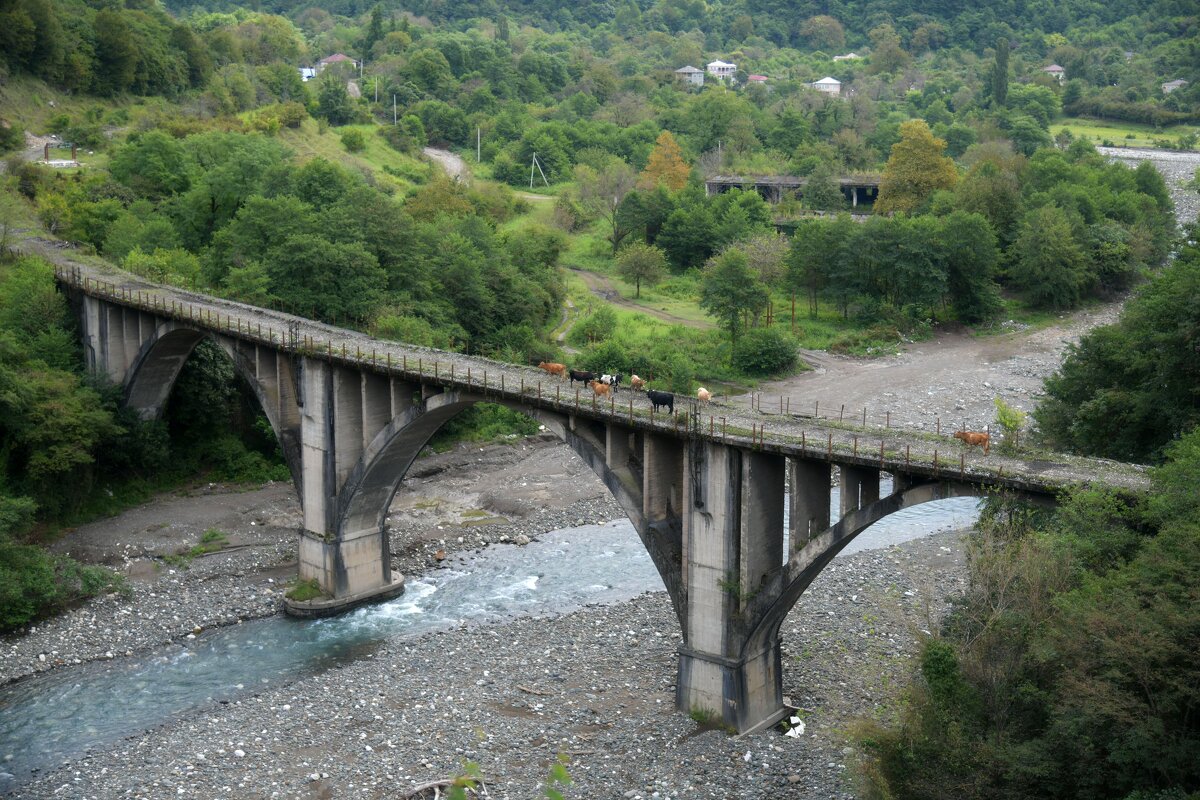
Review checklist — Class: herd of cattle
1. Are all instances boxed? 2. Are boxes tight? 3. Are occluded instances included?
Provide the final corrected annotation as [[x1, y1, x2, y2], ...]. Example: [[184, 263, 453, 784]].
[[535, 361, 992, 455], [536, 361, 711, 415]]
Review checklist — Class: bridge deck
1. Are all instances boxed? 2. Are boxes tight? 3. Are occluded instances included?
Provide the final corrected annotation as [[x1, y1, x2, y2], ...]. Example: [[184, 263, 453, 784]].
[[52, 258, 1151, 500]]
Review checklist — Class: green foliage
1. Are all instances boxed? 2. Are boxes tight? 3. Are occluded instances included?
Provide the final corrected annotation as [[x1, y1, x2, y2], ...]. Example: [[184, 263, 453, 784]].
[[284, 578, 326, 602], [731, 327, 797, 375], [1034, 233, 1200, 462], [700, 249, 769, 353], [858, 426, 1200, 800], [0, 536, 126, 632], [427, 403, 540, 452], [340, 128, 366, 153], [992, 396, 1025, 452], [614, 242, 667, 298]]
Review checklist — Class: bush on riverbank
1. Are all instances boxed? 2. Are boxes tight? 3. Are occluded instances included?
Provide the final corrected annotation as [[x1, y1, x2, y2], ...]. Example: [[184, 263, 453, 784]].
[[0, 495, 126, 633], [854, 428, 1200, 799]]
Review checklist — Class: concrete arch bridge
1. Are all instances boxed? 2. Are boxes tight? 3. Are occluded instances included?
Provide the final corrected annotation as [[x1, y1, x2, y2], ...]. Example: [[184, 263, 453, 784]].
[[55, 263, 1149, 734]]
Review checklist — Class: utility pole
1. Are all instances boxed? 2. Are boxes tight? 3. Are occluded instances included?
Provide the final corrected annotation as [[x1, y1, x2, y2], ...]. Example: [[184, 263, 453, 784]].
[[393, 94, 397, 125], [476, 126, 481, 162]]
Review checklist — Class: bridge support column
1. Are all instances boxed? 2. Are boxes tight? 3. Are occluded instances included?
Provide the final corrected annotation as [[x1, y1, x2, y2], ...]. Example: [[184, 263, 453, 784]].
[[839, 464, 880, 517], [677, 441, 787, 733], [789, 459, 830, 554], [294, 358, 395, 606]]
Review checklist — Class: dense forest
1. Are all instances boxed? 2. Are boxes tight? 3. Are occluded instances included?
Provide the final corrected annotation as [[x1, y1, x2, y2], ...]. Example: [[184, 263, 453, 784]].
[[0, 0, 1198, 791]]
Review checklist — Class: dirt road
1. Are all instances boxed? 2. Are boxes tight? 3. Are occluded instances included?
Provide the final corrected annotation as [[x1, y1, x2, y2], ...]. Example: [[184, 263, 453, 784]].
[[737, 301, 1123, 434], [570, 267, 714, 328], [422, 146, 469, 183]]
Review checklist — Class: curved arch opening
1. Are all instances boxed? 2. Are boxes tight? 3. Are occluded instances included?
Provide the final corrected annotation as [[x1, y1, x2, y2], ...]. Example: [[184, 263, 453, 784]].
[[335, 393, 680, 609], [744, 480, 990, 661], [123, 326, 296, 492]]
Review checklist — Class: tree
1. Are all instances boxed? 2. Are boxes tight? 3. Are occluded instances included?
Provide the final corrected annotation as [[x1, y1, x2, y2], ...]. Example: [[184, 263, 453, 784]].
[[990, 38, 1009, 108], [1010, 205, 1087, 310], [875, 120, 958, 216], [866, 24, 911, 75], [1035, 234, 1200, 461], [939, 212, 1002, 323], [316, 76, 355, 126], [700, 250, 769, 355], [576, 160, 637, 254], [802, 162, 845, 211], [109, 131, 192, 199], [93, 9, 138, 95], [639, 131, 690, 192], [799, 15, 845, 51], [615, 242, 667, 298], [361, 5, 385, 57], [787, 216, 853, 317]]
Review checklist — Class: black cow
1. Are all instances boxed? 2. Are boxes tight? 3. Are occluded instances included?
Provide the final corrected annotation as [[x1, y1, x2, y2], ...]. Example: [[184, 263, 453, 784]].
[[647, 389, 674, 414], [569, 369, 595, 385]]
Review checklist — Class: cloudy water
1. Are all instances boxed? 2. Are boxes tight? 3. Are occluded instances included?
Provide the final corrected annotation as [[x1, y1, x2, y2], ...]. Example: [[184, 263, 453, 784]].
[[0, 492, 978, 791]]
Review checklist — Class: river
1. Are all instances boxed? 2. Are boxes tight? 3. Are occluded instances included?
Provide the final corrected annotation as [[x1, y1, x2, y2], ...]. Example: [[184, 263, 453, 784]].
[[0, 486, 979, 792]]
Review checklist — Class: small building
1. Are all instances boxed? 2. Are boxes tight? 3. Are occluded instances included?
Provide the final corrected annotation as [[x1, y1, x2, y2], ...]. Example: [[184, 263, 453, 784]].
[[747, 74, 768, 84], [318, 53, 359, 73], [1042, 64, 1066, 82], [706, 60, 737, 79], [1162, 79, 1188, 94], [808, 76, 842, 96], [832, 52, 861, 62], [675, 66, 705, 87], [298, 67, 317, 82]]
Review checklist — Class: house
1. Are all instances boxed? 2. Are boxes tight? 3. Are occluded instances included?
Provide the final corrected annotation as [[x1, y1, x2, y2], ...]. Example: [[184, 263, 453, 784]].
[[832, 52, 861, 62], [298, 67, 317, 82], [1042, 64, 1066, 81], [318, 53, 359, 73], [747, 74, 768, 84], [808, 76, 842, 96], [706, 60, 737, 80], [675, 66, 705, 87], [1162, 79, 1188, 94]]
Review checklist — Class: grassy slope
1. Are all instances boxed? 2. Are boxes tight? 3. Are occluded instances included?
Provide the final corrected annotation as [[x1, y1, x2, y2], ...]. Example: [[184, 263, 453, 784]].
[[1054, 116, 1198, 148], [277, 120, 431, 192]]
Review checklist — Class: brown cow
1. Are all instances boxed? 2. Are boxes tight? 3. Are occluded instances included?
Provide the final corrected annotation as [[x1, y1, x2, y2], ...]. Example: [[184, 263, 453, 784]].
[[630, 375, 645, 391], [589, 380, 612, 398], [538, 361, 566, 378], [697, 387, 712, 405], [954, 430, 990, 455]]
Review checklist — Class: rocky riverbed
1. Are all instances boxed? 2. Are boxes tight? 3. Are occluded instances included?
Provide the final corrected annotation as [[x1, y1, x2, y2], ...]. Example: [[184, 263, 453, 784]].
[[2, 432, 970, 799]]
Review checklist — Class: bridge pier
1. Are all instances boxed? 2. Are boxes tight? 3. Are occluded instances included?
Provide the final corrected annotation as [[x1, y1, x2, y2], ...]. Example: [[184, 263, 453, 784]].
[[294, 358, 400, 605], [677, 441, 789, 733]]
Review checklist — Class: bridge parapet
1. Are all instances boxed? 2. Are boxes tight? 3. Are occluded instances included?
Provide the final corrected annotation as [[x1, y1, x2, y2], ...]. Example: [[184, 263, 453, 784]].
[[54, 261, 1151, 733]]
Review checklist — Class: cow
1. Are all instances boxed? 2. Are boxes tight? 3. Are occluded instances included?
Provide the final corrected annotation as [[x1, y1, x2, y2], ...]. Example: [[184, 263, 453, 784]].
[[630, 375, 645, 391], [569, 369, 595, 385], [538, 361, 566, 378], [647, 389, 674, 414], [697, 387, 712, 405], [599, 373, 622, 387], [589, 380, 613, 398], [954, 430, 990, 455]]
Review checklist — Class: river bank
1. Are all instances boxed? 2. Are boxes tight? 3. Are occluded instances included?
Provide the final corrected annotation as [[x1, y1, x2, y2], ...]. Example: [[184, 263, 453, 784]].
[[2, 429, 972, 798], [8, 518, 965, 800]]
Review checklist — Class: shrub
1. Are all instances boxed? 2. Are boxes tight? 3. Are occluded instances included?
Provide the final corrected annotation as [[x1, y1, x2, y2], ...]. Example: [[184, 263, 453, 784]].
[[341, 129, 366, 152], [732, 327, 797, 375], [0, 122, 24, 154], [0, 540, 126, 633]]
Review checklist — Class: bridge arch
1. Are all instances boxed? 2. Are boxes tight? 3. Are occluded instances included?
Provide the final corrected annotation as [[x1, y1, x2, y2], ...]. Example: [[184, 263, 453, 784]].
[[740, 480, 991, 664], [334, 391, 682, 612], [121, 321, 302, 487]]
